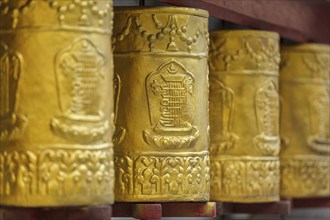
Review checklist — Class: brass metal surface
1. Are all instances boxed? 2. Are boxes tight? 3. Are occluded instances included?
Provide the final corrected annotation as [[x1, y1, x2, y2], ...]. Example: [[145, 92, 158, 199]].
[[112, 7, 210, 202], [209, 30, 280, 202], [280, 44, 330, 198], [0, 0, 114, 207]]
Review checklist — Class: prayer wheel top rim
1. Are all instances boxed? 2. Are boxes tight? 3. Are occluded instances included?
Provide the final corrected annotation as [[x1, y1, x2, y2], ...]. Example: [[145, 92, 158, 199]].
[[281, 43, 330, 53], [114, 6, 209, 18], [210, 30, 279, 39]]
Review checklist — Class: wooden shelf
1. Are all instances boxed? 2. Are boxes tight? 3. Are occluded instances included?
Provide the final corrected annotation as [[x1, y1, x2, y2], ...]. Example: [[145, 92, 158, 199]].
[[112, 202, 217, 219], [159, 0, 330, 44], [217, 200, 292, 215], [292, 197, 330, 209]]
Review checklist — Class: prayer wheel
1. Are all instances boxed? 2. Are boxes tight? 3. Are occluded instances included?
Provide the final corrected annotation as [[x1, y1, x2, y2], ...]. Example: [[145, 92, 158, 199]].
[[280, 44, 330, 198], [0, 0, 114, 207], [112, 7, 210, 202], [209, 30, 280, 202]]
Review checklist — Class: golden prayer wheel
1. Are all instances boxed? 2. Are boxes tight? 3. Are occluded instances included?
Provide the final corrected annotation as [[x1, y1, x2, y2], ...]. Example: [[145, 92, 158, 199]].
[[0, 0, 114, 207], [280, 44, 330, 198], [209, 30, 281, 202], [112, 7, 210, 202]]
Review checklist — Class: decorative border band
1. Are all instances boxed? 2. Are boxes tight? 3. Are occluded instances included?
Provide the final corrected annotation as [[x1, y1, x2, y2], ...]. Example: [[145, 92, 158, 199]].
[[281, 155, 330, 198], [114, 152, 210, 202], [210, 156, 279, 202], [0, 145, 114, 207]]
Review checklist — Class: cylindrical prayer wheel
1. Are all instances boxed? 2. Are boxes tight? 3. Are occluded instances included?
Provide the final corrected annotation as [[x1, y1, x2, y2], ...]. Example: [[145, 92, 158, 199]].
[[112, 7, 210, 202], [280, 44, 330, 198], [0, 0, 114, 207], [209, 30, 281, 202]]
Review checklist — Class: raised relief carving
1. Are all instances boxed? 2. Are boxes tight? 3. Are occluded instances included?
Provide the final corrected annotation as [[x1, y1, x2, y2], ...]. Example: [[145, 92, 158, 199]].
[[208, 36, 280, 72], [112, 73, 126, 145], [281, 157, 330, 197], [245, 37, 280, 71], [303, 53, 329, 80], [114, 155, 133, 195], [47, 0, 112, 28], [0, 148, 113, 197], [114, 154, 210, 198], [209, 76, 239, 154], [143, 60, 199, 149], [112, 14, 209, 52], [254, 80, 280, 156], [211, 159, 279, 198], [0, 0, 33, 28], [308, 90, 330, 154], [0, 42, 28, 142], [208, 37, 244, 71], [51, 38, 108, 143], [0, 151, 37, 196]]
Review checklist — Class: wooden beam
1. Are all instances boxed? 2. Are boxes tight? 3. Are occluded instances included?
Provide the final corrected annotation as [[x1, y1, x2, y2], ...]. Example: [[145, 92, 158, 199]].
[[159, 0, 330, 44]]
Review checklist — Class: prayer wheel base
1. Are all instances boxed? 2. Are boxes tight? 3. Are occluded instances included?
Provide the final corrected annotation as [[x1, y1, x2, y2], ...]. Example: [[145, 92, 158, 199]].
[[0, 205, 112, 220]]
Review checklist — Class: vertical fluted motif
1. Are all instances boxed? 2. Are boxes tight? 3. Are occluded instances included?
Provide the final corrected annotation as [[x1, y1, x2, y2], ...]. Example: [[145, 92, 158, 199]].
[[112, 7, 210, 202], [280, 44, 330, 198], [0, 0, 114, 207], [209, 30, 280, 202]]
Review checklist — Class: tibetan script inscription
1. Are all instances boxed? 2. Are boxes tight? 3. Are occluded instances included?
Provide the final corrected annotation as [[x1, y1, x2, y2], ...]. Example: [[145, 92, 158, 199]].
[[0, 42, 27, 142], [143, 60, 199, 149], [51, 38, 108, 143], [254, 80, 280, 156]]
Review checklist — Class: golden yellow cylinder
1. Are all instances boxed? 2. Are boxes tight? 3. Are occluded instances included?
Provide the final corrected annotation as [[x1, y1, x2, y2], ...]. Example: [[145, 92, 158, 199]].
[[209, 30, 280, 202], [112, 7, 210, 202], [280, 44, 330, 198], [0, 0, 114, 207]]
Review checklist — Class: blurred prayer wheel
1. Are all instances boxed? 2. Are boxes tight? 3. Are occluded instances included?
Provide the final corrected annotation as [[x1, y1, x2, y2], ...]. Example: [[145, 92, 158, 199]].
[[112, 7, 210, 202], [209, 30, 280, 202], [280, 44, 330, 198], [0, 0, 114, 207]]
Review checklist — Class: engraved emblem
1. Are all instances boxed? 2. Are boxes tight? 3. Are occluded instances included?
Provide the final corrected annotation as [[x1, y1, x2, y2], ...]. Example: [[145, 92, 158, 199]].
[[112, 73, 126, 145], [308, 89, 330, 154], [209, 77, 239, 154], [0, 42, 28, 142], [143, 60, 199, 149], [50, 38, 108, 143], [253, 80, 280, 156]]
